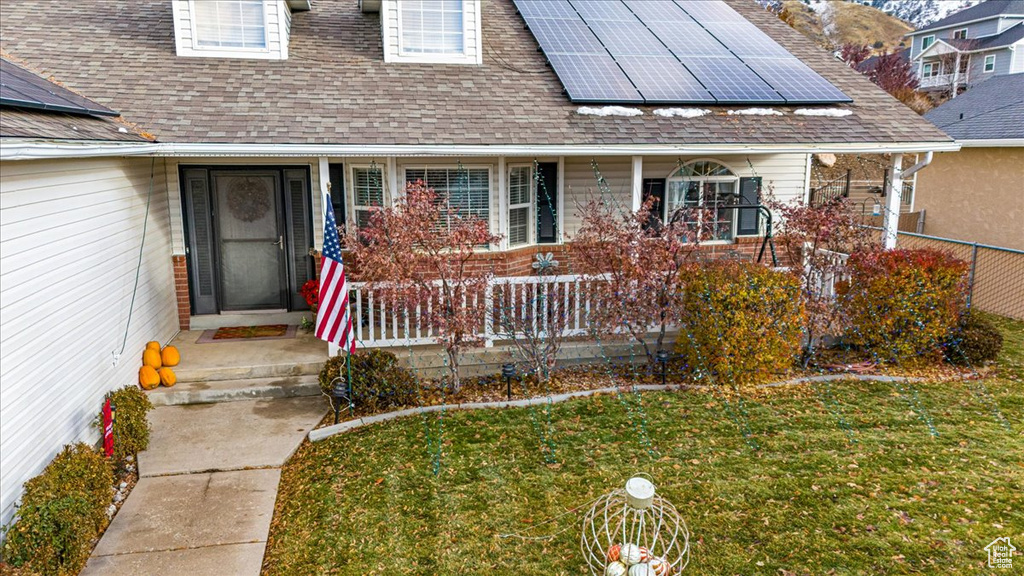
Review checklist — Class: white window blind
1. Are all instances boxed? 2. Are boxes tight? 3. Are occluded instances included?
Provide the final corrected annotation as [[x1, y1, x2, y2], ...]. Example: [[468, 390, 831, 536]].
[[194, 0, 267, 49], [406, 167, 489, 231], [400, 0, 466, 55], [352, 167, 385, 229], [508, 166, 532, 246]]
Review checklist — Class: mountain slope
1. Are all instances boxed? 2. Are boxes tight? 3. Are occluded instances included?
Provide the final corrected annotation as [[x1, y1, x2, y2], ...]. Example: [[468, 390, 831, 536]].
[[870, 0, 983, 28], [780, 0, 913, 51]]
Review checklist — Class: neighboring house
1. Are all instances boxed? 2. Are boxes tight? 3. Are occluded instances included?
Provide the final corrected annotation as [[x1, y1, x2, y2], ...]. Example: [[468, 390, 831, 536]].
[[0, 0, 953, 525], [906, 0, 1024, 92], [915, 73, 1024, 249]]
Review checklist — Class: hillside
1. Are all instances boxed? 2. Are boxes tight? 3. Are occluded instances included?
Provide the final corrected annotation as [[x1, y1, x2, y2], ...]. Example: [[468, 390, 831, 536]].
[[780, 0, 914, 52], [870, 0, 982, 28]]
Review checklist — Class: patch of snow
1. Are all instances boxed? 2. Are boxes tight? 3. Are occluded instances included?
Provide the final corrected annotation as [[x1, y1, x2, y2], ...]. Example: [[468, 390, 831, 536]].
[[727, 108, 784, 116], [576, 106, 643, 117], [653, 108, 710, 118], [794, 108, 853, 117], [118, 126, 129, 133], [871, 0, 982, 28]]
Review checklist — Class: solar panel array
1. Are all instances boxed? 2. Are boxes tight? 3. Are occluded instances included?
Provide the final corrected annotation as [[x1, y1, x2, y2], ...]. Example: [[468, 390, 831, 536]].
[[0, 58, 119, 117], [512, 0, 851, 105]]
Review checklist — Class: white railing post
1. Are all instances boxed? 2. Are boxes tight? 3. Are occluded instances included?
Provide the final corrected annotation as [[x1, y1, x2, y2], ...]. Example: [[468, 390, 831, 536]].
[[483, 278, 495, 347]]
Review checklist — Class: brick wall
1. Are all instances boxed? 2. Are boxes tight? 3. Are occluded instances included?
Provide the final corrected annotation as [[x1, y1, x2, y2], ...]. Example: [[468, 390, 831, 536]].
[[172, 255, 190, 330]]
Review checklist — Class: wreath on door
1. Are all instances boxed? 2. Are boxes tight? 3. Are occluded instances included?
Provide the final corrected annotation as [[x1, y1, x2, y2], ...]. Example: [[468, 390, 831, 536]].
[[226, 176, 271, 222]]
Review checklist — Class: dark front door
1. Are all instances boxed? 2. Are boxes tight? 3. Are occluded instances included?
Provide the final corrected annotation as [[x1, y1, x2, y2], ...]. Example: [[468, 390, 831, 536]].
[[182, 167, 314, 315]]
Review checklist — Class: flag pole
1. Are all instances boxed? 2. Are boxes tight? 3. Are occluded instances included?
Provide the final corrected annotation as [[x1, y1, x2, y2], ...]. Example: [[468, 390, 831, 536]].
[[346, 350, 354, 417]]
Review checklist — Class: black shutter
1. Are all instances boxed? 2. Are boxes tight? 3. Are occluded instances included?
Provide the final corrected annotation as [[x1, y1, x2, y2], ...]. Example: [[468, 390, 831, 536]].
[[642, 178, 666, 230], [284, 168, 313, 310], [182, 168, 218, 315], [328, 163, 346, 227], [737, 177, 762, 236], [535, 162, 558, 244]]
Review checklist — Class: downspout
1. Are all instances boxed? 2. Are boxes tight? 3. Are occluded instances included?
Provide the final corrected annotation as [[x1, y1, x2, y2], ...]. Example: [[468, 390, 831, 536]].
[[882, 151, 933, 249]]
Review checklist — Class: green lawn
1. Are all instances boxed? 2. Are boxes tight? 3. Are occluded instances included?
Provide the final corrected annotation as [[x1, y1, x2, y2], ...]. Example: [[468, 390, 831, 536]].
[[264, 321, 1024, 575]]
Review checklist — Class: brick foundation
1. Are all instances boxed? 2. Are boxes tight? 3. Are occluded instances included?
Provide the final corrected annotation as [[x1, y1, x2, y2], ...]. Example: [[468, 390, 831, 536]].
[[172, 255, 190, 331]]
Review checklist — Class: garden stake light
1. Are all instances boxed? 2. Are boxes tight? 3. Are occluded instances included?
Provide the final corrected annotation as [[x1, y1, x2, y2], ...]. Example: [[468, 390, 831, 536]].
[[502, 363, 516, 402], [331, 377, 346, 425], [656, 349, 669, 387]]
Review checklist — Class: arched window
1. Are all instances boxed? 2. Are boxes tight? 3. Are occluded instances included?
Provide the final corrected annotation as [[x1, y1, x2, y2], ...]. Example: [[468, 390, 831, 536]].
[[666, 160, 739, 241]]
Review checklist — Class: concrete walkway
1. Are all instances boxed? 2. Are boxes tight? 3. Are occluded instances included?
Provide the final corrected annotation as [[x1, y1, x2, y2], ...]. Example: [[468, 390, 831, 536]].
[[81, 397, 327, 576]]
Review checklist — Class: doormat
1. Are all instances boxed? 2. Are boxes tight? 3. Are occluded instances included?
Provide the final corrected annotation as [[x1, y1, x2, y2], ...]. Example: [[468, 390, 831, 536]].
[[197, 324, 296, 343]]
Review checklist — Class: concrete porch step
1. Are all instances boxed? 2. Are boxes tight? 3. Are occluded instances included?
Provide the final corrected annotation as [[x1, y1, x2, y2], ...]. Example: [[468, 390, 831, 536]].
[[172, 360, 323, 383], [147, 374, 322, 406]]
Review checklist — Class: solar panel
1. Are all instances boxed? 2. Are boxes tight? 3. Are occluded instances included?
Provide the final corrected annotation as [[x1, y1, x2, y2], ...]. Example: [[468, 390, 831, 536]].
[[0, 58, 119, 117], [744, 58, 851, 103], [684, 57, 779, 103], [512, 0, 850, 105], [545, 53, 643, 103], [616, 55, 714, 103]]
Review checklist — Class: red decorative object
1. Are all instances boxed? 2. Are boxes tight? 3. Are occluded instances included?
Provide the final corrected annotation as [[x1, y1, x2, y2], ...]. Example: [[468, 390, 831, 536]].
[[301, 279, 319, 313], [102, 398, 114, 458]]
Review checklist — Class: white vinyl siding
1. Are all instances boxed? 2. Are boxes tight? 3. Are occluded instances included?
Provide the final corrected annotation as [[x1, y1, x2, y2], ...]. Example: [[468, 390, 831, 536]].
[[380, 0, 482, 64], [405, 167, 490, 230], [172, 0, 291, 60], [508, 165, 532, 246], [351, 166, 385, 229], [0, 157, 178, 526]]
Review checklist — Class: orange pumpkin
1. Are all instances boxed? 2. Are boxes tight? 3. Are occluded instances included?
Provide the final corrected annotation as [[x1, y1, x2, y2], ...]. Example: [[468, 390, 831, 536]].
[[139, 366, 160, 390], [146, 341, 161, 351], [158, 367, 176, 387], [161, 345, 180, 367], [142, 348, 162, 369]]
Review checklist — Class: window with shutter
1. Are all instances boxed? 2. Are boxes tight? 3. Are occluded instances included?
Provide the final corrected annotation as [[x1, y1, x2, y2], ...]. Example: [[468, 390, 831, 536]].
[[399, 0, 466, 55], [193, 0, 268, 49], [508, 165, 532, 246], [351, 166, 385, 229]]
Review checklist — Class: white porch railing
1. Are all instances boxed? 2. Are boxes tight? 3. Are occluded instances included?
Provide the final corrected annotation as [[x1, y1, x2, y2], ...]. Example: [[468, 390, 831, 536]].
[[919, 73, 967, 89], [805, 249, 850, 299], [348, 274, 604, 348]]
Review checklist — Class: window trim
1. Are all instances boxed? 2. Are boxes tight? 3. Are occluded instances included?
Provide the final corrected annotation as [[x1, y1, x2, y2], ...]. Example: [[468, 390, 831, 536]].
[[397, 0, 468, 58], [984, 54, 996, 72], [384, 0, 482, 65], [921, 35, 935, 51], [507, 164, 535, 247], [952, 28, 968, 40], [188, 0, 271, 54], [665, 159, 741, 243], [348, 164, 387, 231]]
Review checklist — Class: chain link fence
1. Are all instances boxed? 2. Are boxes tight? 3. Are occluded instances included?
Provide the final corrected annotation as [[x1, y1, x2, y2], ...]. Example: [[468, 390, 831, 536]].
[[889, 230, 1024, 320]]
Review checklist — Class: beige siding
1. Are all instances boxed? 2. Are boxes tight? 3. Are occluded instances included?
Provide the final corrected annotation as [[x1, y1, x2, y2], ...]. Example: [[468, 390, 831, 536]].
[[0, 157, 178, 525], [915, 147, 1024, 250]]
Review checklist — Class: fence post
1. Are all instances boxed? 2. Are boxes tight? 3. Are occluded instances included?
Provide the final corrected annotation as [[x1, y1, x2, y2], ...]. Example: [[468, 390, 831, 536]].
[[966, 242, 979, 309], [483, 278, 495, 348]]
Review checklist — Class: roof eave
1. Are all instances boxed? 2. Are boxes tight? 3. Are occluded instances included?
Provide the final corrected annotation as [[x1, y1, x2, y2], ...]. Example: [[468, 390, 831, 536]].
[[957, 138, 1024, 147], [910, 14, 1024, 37]]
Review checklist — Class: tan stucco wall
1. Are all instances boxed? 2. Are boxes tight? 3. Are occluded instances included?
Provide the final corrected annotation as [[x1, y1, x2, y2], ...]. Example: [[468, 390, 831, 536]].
[[914, 147, 1024, 250]]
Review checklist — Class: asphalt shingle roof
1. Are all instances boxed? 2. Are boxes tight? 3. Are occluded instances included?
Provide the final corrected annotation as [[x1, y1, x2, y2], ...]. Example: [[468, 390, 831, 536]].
[[924, 73, 1024, 140], [915, 0, 1024, 34], [948, 21, 1024, 50], [0, 0, 952, 147]]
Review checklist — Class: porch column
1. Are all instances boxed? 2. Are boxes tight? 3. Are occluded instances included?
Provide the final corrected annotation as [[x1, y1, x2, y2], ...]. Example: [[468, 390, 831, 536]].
[[497, 155, 508, 250], [630, 155, 643, 211], [882, 153, 903, 250], [951, 52, 961, 98]]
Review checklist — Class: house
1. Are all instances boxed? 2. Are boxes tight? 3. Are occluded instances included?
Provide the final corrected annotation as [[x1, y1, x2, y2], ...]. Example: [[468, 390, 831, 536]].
[[0, 0, 953, 526], [906, 0, 1024, 93], [914, 72, 1024, 250]]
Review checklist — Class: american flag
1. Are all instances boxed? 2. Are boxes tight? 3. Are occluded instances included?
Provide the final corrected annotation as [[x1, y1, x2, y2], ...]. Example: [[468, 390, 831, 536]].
[[315, 196, 356, 354]]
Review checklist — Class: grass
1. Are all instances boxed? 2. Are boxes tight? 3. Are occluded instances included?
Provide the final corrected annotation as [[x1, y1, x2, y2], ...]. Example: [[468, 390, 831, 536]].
[[264, 318, 1023, 574]]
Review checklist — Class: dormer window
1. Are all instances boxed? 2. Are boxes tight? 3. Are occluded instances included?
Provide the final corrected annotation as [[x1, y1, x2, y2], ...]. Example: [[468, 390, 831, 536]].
[[400, 1, 465, 55], [194, 0, 268, 49], [380, 0, 482, 64], [172, 0, 298, 60]]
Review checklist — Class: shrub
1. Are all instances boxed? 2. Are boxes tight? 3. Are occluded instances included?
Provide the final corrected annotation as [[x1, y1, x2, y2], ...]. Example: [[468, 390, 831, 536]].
[[843, 248, 968, 365], [676, 262, 805, 388], [2, 443, 113, 575], [96, 386, 153, 461], [318, 350, 418, 412], [944, 311, 1003, 365]]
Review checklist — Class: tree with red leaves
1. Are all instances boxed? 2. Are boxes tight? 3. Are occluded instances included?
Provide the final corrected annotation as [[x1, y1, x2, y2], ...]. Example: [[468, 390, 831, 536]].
[[866, 50, 919, 93], [571, 196, 710, 365], [350, 181, 501, 391], [840, 43, 871, 69]]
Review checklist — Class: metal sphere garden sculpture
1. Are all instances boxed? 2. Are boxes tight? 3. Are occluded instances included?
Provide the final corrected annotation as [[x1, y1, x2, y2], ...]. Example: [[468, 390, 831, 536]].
[[581, 476, 689, 576]]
